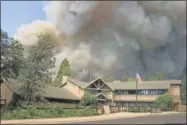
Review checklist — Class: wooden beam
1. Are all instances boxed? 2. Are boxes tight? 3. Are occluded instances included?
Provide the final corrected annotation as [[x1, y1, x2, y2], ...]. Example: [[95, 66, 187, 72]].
[[87, 88, 110, 91], [93, 83, 98, 88], [98, 79, 100, 88], [100, 82, 105, 88], [87, 88, 98, 90], [98, 99, 106, 101], [100, 84, 111, 90], [99, 88, 109, 91]]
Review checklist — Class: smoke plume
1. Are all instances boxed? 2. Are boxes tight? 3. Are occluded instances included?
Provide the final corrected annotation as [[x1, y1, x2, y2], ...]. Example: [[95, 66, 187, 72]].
[[15, 1, 186, 81]]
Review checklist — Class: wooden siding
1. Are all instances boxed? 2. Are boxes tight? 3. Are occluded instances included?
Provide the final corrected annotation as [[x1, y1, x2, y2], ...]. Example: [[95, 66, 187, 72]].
[[62, 80, 84, 99], [0, 82, 14, 105], [168, 84, 180, 96]]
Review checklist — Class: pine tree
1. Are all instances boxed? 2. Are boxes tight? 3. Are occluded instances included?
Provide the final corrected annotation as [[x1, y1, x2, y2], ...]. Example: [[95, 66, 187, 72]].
[[62, 58, 71, 76], [54, 58, 71, 85], [54, 60, 64, 85]]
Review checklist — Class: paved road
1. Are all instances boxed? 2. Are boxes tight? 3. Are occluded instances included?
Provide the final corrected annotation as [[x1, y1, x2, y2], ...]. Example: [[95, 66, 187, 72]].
[[69, 113, 186, 124]]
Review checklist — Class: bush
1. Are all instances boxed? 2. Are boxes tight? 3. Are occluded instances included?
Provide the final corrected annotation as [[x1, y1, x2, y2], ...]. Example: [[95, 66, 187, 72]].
[[32, 102, 77, 109], [153, 94, 173, 111], [81, 92, 98, 106], [1, 105, 98, 120]]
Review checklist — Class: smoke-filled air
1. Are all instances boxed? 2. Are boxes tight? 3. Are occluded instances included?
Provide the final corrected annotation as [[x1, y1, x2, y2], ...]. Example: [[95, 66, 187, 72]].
[[15, 1, 186, 81]]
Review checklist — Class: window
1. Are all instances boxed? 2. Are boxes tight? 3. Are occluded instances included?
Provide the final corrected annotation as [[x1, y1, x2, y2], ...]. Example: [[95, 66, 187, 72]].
[[116, 102, 122, 106], [115, 90, 128, 95], [122, 102, 128, 106], [128, 90, 136, 95], [138, 90, 144, 95], [137, 89, 167, 95], [123, 91, 128, 94], [128, 102, 135, 106], [115, 89, 167, 95]]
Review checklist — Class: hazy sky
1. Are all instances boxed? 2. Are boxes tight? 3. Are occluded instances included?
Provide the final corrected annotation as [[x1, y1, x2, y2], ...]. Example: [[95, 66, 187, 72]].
[[1, 1, 46, 37]]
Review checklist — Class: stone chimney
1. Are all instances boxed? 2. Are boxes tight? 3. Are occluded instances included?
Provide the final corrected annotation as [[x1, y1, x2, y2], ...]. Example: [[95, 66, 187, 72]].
[[62, 76, 69, 84]]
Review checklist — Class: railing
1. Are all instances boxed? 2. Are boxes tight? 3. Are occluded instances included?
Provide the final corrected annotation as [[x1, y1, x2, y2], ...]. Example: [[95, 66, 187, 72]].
[[109, 105, 166, 113], [114, 95, 158, 101], [109, 105, 153, 113]]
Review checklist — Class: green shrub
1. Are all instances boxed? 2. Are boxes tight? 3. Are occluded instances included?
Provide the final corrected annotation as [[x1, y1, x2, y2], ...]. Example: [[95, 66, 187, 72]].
[[1, 108, 32, 119], [49, 105, 66, 117], [153, 94, 173, 111], [1, 105, 97, 120], [81, 92, 98, 106]]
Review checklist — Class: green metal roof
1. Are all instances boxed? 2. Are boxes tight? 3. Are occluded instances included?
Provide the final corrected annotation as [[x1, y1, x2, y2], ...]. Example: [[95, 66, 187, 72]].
[[67, 77, 88, 89], [107, 80, 181, 90], [2, 78, 80, 101], [66, 77, 181, 90], [43, 86, 80, 100]]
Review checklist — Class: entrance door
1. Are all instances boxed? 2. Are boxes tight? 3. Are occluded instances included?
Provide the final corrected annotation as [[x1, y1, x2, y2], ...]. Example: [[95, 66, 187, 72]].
[[174, 103, 180, 112], [97, 93, 108, 105]]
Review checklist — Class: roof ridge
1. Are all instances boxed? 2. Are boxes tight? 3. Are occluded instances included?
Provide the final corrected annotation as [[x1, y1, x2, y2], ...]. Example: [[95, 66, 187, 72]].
[[84, 77, 114, 90], [69, 77, 88, 83], [67, 77, 88, 88]]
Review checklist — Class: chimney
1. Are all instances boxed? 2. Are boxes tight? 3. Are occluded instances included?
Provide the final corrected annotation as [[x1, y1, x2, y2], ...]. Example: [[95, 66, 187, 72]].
[[62, 76, 69, 84]]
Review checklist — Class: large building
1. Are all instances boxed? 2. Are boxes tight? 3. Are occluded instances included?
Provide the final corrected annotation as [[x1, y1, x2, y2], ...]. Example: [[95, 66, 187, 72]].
[[0, 76, 181, 111]]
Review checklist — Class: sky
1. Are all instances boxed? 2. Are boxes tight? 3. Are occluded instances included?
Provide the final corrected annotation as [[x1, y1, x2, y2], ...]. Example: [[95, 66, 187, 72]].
[[1, 1, 46, 37]]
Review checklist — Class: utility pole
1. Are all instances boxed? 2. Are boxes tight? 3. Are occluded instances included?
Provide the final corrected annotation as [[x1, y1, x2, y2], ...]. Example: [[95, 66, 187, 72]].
[[135, 79, 138, 107], [112, 64, 115, 80], [89, 62, 92, 81], [99, 66, 101, 77]]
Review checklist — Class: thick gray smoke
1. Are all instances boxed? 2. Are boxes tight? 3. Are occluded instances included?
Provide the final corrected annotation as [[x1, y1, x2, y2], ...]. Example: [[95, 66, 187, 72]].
[[16, 1, 186, 81]]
